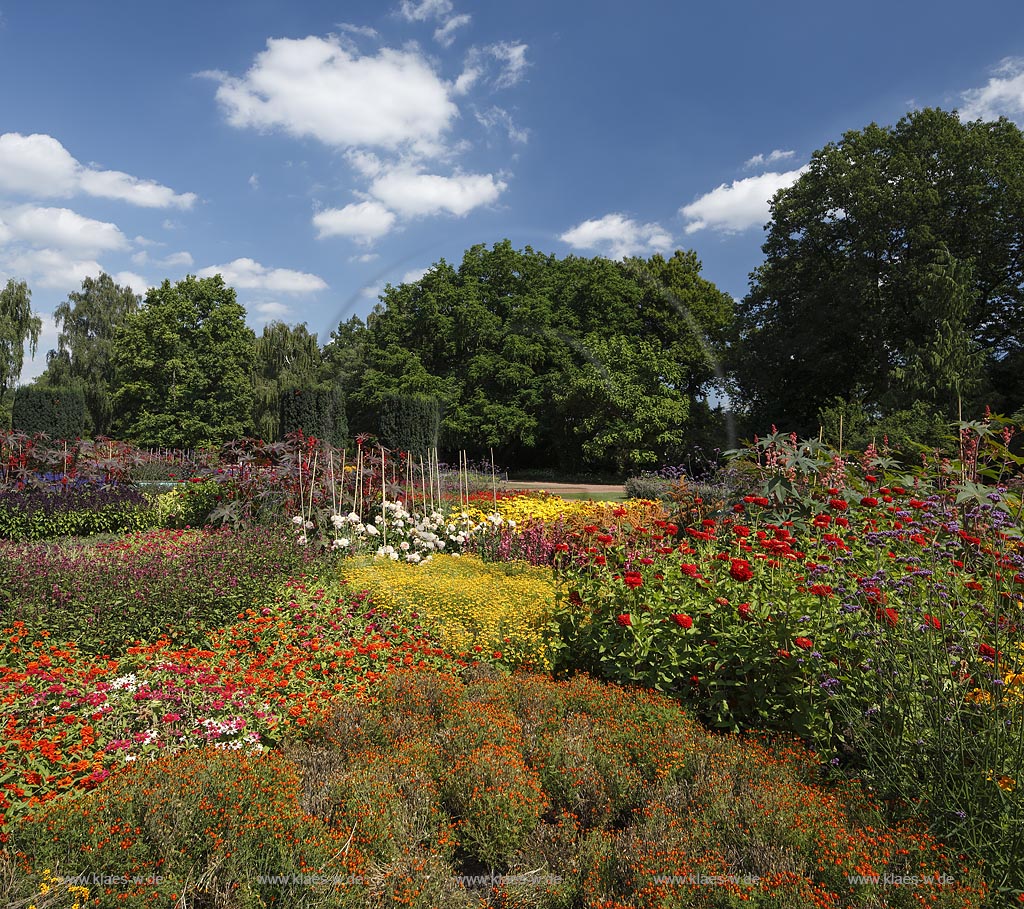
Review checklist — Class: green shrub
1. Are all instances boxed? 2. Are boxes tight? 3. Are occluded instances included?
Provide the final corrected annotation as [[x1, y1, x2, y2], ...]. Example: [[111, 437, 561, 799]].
[[155, 478, 220, 527], [379, 394, 442, 454], [280, 384, 346, 443], [0, 485, 156, 540], [11, 386, 87, 439]]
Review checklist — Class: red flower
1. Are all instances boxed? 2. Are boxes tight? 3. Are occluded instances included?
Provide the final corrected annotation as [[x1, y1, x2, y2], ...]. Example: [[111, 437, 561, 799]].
[[555, 543, 570, 552], [623, 572, 644, 589], [729, 558, 753, 582], [979, 642, 997, 661], [681, 563, 700, 578], [776, 648, 791, 659], [671, 613, 693, 629], [861, 497, 879, 507], [876, 607, 899, 627], [809, 584, 834, 597], [616, 614, 632, 628], [737, 602, 753, 621], [924, 614, 942, 630], [864, 586, 886, 606], [596, 533, 615, 545], [690, 675, 700, 687], [583, 525, 599, 534], [638, 557, 655, 565], [594, 555, 607, 566], [829, 498, 848, 511], [664, 523, 678, 535], [794, 637, 813, 650]]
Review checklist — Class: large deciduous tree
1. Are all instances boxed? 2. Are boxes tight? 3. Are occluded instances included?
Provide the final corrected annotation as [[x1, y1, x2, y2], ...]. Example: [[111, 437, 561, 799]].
[[0, 279, 42, 419], [111, 275, 255, 447], [325, 241, 735, 471], [251, 321, 323, 440], [733, 108, 1024, 433], [44, 273, 140, 437]]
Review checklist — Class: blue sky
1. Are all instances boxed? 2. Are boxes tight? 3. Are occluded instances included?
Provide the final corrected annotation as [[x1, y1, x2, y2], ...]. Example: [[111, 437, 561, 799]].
[[4, 0, 1024, 383]]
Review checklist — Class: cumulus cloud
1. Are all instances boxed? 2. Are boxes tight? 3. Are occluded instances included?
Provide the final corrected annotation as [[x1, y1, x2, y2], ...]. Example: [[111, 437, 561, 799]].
[[205, 36, 458, 155], [111, 271, 152, 295], [434, 14, 471, 47], [743, 149, 796, 170], [314, 201, 397, 242], [401, 266, 430, 283], [369, 167, 506, 217], [3, 248, 105, 289], [252, 300, 293, 321], [560, 213, 673, 259], [0, 205, 128, 254], [197, 257, 327, 293], [960, 57, 1024, 122], [0, 133, 196, 208], [680, 168, 806, 234]]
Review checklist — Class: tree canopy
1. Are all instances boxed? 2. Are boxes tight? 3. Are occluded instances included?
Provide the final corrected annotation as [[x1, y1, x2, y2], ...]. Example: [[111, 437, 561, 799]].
[[111, 275, 256, 447], [43, 273, 140, 436], [733, 108, 1024, 433], [325, 241, 735, 471], [0, 279, 42, 418]]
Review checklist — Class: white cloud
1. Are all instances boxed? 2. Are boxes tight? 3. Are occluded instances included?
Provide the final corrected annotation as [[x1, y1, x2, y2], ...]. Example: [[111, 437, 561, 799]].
[[960, 57, 1024, 122], [475, 106, 528, 143], [345, 149, 384, 178], [351, 252, 380, 263], [162, 251, 194, 268], [206, 36, 458, 154], [369, 167, 506, 217], [111, 271, 151, 295], [743, 149, 796, 170], [313, 200, 397, 242], [402, 266, 430, 283], [252, 300, 292, 321], [680, 168, 806, 234], [361, 283, 385, 299], [560, 213, 674, 259], [398, 0, 452, 21], [452, 62, 482, 95], [197, 257, 327, 293], [248, 172, 260, 190], [337, 22, 379, 39], [0, 133, 196, 208], [0, 205, 128, 254], [489, 42, 529, 89], [4, 249, 105, 289], [434, 14, 470, 47]]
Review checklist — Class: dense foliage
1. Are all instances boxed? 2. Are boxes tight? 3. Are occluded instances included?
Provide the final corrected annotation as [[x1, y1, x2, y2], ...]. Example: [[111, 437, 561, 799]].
[[735, 108, 1024, 434], [110, 275, 256, 447], [10, 385, 87, 439]]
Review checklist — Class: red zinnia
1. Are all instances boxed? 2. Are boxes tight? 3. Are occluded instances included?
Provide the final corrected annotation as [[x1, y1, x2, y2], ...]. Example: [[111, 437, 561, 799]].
[[597, 533, 615, 545], [794, 637, 813, 650], [623, 572, 644, 589], [681, 563, 700, 578], [671, 613, 693, 629], [616, 614, 632, 628], [924, 614, 942, 630], [729, 558, 753, 582], [979, 642, 997, 660], [776, 648, 791, 659], [737, 602, 753, 621], [876, 607, 899, 627]]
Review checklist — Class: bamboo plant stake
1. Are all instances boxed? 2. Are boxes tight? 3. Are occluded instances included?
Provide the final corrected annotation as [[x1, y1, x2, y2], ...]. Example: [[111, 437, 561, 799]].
[[490, 447, 497, 513], [380, 445, 387, 550]]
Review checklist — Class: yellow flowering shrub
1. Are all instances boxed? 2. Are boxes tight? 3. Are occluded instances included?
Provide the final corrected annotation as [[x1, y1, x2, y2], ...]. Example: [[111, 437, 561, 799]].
[[341, 554, 556, 669]]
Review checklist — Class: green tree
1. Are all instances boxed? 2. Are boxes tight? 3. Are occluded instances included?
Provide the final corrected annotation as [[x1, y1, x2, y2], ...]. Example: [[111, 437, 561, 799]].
[[43, 273, 140, 437], [111, 275, 255, 447], [251, 321, 322, 440], [555, 334, 690, 472], [331, 241, 734, 471], [0, 278, 42, 426], [734, 108, 1024, 433]]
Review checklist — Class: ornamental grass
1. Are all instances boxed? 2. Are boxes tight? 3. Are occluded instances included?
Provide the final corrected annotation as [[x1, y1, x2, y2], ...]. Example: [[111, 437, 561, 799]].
[[341, 554, 556, 669]]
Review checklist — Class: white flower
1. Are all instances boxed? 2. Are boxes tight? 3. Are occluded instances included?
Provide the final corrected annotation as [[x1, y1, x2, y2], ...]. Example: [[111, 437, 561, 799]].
[[364, 524, 378, 536], [400, 541, 410, 551], [347, 512, 361, 524], [304, 520, 314, 530], [296, 535, 307, 546], [331, 537, 350, 550], [436, 540, 446, 549], [330, 514, 345, 529], [291, 515, 304, 526]]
